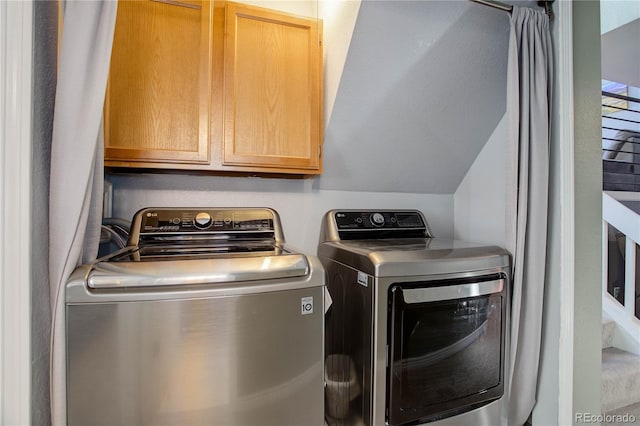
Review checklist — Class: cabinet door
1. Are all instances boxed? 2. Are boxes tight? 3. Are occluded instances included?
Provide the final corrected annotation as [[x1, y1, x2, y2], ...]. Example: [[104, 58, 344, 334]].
[[105, 0, 213, 164], [223, 2, 322, 172]]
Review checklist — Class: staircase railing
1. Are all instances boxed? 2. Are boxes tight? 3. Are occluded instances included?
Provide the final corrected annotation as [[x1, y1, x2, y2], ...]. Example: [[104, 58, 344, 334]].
[[602, 191, 640, 354], [602, 90, 640, 191]]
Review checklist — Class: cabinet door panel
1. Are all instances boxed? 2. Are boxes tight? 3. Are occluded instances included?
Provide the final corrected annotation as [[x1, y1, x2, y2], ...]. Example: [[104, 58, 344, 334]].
[[223, 2, 321, 171], [105, 0, 212, 164]]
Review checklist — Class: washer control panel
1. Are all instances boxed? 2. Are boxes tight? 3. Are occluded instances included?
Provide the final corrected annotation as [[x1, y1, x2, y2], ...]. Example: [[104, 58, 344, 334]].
[[333, 211, 426, 230], [137, 208, 275, 233]]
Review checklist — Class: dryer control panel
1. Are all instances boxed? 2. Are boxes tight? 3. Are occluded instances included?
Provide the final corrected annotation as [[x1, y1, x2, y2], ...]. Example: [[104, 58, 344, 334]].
[[326, 210, 431, 241], [334, 211, 425, 230]]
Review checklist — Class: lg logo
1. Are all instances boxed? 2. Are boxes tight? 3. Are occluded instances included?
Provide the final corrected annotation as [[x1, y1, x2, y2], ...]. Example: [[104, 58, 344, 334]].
[[301, 296, 314, 315]]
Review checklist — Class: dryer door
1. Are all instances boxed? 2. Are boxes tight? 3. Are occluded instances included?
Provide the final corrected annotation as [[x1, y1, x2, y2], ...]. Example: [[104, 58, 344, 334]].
[[386, 275, 506, 425]]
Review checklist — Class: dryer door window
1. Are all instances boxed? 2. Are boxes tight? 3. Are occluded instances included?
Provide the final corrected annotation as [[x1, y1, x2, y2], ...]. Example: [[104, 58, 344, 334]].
[[386, 279, 505, 426]]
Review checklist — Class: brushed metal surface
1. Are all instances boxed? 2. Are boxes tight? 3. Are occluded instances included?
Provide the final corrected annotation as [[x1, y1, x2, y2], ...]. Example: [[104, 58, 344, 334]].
[[401, 278, 504, 303], [318, 239, 510, 277], [87, 253, 309, 288], [317, 210, 510, 278], [66, 254, 326, 304], [67, 286, 324, 426]]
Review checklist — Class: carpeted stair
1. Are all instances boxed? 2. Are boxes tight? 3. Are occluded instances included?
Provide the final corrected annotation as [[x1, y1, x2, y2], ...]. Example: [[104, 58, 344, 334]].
[[601, 313, 640, 416]]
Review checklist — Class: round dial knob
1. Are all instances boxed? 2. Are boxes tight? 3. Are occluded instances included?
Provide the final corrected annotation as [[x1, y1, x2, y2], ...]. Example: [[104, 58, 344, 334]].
[[370, 213, 385, 227], [193, 212, 212, 229]]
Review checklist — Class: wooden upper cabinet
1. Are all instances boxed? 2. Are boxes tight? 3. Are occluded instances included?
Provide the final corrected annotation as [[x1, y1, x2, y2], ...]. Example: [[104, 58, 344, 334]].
[[104, 0, 322, 175], [105, 0, 213, 164], [222, 2, 322, 173]]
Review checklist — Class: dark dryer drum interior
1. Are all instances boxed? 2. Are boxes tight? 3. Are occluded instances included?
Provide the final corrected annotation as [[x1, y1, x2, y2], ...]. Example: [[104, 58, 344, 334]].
[[387, 275, 505, 425], [317, 210, 511, 426]]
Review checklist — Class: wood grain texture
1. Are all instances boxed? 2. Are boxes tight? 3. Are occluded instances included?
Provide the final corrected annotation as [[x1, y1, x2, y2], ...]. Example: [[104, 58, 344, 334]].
[[223, 2, 322, 171], [105, 0, 323, 176], [105, 0, 212, 163]]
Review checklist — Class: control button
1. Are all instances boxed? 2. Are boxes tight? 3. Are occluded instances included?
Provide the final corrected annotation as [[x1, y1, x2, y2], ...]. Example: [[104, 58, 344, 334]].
[[194, 212, 212, 229], [355, 217, 363, 224], [371, 213, 385, 227], [172, 218, 181, 225]]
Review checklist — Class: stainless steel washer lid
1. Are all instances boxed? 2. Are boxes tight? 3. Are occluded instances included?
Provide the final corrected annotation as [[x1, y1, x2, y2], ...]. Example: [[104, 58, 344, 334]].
[[318, 238, 511, 277], [87, 252, 310, 289], [67, 207, 326, 302], [66, 252, 326, 303], [86, 206, 310, 288]]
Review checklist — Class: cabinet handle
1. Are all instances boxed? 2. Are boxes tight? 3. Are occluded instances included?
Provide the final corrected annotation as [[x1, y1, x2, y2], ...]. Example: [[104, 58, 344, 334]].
[[150, 0, 201, 10]]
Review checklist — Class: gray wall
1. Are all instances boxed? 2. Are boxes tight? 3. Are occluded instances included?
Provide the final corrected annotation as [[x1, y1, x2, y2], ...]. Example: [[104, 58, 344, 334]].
[[111, 0, 520, 249], [317, 0, 510, 194], [31, 1, 57, 425], [572, 0, 604, 419], [109, 174, 455, 255], [111, 1, 523, 242]]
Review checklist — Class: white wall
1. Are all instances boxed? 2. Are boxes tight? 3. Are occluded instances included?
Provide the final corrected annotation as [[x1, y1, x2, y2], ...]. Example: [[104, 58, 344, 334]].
[[319, 0, 361, 127], [454, 114, 507, 246], [601, 18, 640, 88], [601, 0, 640, 34], [1, 1, 33, 424], [110, 174, 454, 254]]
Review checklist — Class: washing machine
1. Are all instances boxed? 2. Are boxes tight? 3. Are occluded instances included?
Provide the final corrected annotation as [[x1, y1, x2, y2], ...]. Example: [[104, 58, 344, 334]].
[[66, 207, 325, 426], [318, 209, 511, 426]]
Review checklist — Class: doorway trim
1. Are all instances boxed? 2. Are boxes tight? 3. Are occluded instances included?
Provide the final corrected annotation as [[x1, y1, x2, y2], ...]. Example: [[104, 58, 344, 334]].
[[0, 0, 33, 424]]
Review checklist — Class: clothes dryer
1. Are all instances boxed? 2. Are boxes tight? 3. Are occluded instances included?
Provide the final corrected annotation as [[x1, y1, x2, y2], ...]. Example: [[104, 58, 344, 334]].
[[318, 210, 511, 426]]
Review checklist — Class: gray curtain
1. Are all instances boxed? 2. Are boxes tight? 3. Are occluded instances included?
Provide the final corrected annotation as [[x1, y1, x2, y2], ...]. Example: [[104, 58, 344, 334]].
[[48, 1, 117, 425], [505, 6, 553, 426]]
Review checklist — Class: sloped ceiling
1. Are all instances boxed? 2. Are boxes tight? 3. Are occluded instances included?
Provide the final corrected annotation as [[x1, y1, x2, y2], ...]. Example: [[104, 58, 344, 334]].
[[601, 18, 640, 88], [316, 0, 512, 194]]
